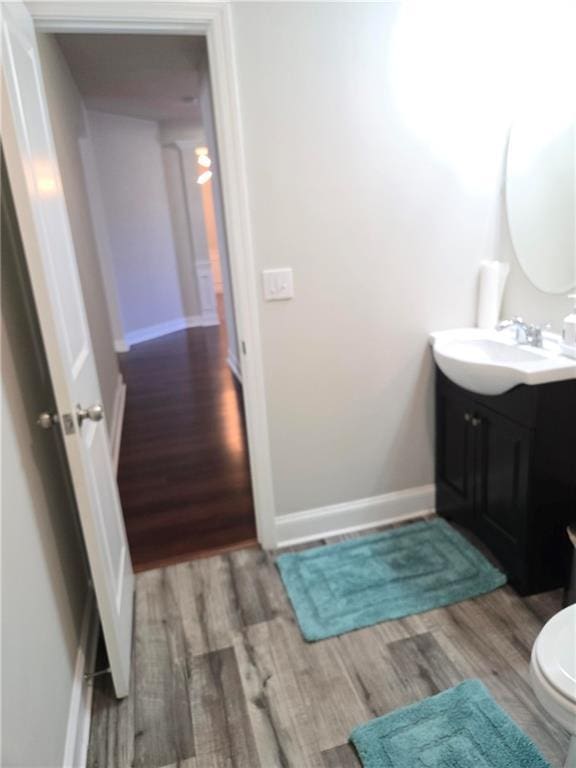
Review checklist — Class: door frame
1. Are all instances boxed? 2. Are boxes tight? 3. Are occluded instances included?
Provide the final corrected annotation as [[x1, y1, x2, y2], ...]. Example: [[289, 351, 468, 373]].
[[27, 1, 278, 548]]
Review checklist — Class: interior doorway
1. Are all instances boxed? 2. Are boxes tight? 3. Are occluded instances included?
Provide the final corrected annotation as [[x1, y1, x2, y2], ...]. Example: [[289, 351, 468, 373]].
[[40, 31, 257, 570]]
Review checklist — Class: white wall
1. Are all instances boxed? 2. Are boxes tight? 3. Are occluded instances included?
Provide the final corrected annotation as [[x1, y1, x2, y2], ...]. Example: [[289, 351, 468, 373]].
[[87, 110, 193, 342], [2, 172, 89, 768], [37, 33, 120, 424], [232, 2, 515, 517]]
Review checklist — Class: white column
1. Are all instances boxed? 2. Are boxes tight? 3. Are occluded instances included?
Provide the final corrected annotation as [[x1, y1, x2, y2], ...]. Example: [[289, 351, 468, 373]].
[[174, 140, 219, 327], [199, 71, 241, 377]]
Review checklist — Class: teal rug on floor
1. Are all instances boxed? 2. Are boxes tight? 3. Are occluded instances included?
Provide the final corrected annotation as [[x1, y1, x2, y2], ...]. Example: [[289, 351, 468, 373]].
[[350, 679, 550, 768], [276, 518, 506, 641]]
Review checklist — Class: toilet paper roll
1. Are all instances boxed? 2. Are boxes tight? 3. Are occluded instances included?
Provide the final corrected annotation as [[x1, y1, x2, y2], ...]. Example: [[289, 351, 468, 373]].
[[477, 261, 509, 329]]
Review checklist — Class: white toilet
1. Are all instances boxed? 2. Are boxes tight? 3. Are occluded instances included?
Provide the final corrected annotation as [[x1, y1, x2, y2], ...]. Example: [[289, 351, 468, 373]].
[[531, 604, 576, 768]]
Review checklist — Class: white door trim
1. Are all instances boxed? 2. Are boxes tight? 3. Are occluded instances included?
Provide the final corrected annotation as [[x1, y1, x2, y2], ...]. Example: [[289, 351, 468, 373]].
[[109, 373, 127, 475], [29, 1, 278, 548]]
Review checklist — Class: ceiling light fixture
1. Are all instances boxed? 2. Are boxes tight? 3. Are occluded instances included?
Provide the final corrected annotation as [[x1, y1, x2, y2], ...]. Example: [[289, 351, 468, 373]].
[[197, 170, 213, 185], [195, 146, 209, 156], [197, 155, 212, 168]]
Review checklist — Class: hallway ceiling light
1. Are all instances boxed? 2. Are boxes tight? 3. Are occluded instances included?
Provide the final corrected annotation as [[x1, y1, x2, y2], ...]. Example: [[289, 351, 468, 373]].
[[197, 155, 212, 168], [197, 170, 213, 185], [195, 146, 209, 156]]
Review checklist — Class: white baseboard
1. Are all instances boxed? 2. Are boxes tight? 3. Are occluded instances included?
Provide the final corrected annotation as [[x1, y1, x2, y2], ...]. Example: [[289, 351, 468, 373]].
[[276, 484, 436, 548], [62, 592, 99, 768], [227, 350, 242, 382], [200, 310, 220, 327], [109, 374, 126, 474], [123, 314, 219, 346], [124, 316, 195, 346], [114, 339, 130, 353]]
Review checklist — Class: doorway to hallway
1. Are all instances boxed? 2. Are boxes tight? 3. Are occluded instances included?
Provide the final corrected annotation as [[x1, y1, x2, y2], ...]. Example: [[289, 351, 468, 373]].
[[38, 30, 258, 571], [118, 298, 255, 571]]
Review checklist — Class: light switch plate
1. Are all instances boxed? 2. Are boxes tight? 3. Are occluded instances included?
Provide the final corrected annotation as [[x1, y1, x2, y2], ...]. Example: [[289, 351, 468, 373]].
[[262, 268, 294, 301]]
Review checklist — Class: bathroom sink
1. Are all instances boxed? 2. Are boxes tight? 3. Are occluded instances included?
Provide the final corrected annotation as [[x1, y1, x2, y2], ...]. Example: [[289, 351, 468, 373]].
[[430, 328, 576, 395]]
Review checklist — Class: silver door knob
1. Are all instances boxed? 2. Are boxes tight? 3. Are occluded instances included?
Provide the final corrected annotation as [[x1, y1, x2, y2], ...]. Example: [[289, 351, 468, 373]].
[[37, 411, 58, 429], [76, 403, 104, 426]]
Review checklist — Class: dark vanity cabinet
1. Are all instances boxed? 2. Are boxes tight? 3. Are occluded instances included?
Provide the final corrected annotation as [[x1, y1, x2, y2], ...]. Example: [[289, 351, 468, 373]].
[[435, 366, 576, 595]]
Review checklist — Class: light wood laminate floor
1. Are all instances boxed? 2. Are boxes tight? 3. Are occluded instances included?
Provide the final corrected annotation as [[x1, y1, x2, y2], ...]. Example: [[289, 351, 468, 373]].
[[87, 518, 567, 768]]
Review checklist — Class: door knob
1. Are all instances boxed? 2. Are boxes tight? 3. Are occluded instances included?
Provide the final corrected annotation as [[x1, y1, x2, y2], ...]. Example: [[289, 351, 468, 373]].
[[76, 403, 104, 426], [37, 411, 58, 429]]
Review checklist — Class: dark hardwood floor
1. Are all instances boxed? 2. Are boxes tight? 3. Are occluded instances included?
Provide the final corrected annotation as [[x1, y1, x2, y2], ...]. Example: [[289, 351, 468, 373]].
[[117, 303, 256, 572]]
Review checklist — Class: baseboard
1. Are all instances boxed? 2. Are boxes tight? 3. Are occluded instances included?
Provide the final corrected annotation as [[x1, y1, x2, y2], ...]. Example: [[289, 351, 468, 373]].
[[114, 339, 130, 353], [124, 314, 220, 346], [125, 317, 195, 346], [62, 592, 98, 768], [200, 310, 220, 327], [276, 484, 436, 548], [226, 351, 242, 382], [109, 374, 126, 474]]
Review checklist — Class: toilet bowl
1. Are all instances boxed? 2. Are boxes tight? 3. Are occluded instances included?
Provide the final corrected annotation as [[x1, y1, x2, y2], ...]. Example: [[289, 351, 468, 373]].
[[530, 604, 576, 768]]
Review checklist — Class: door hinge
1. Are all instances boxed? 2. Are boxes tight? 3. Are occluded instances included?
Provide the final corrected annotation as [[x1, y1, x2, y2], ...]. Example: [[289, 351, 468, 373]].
[[83, 667, 111, 684], [241, 340, 247, 355]]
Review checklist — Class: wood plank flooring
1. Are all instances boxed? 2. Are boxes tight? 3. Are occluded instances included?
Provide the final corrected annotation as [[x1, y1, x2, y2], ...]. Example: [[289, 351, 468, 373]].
[[87, 517, 568, 768], [117, 312, 256, 572]]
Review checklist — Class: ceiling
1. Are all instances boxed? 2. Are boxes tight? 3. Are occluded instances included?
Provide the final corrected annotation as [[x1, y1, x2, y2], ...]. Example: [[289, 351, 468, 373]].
[[55, 33, 207, 122]]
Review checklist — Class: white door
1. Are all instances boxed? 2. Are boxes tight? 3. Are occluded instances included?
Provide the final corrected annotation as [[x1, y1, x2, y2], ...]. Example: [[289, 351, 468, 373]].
[[2, 1, 134, 698]]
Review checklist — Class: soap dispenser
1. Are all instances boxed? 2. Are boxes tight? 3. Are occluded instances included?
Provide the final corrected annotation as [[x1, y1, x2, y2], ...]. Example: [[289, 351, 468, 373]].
[[560, 294, 576, 359]]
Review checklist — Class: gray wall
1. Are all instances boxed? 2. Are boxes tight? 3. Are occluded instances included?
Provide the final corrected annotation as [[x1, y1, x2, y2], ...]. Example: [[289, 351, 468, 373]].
[[1, 168, 89, 768], [231, 3, 514, 516], [37, 33, 120, 423]]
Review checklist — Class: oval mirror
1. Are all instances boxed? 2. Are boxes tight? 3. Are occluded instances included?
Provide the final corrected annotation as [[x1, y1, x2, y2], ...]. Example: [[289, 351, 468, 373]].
[[506, 110, 575, 294]]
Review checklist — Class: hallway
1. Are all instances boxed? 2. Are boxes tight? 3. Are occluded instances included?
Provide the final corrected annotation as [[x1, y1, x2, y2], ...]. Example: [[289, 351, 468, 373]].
[[117, 316, 256, 572]]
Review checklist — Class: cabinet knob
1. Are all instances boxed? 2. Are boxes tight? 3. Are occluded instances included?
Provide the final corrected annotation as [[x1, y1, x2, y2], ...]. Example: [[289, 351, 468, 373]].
[[464, 412, 471, 422], [471, 416, 482, 427]]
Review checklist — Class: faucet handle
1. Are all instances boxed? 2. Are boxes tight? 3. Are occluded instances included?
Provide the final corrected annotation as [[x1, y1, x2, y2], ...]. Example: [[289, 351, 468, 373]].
[[496, 316, 523, 331], [526, 322, 551, 347], [529, 321, 551, 333]]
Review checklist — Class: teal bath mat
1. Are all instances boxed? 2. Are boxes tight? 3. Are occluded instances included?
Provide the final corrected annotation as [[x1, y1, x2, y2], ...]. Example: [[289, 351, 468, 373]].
[[350, 679, 550, 768], [276, 518, 506, 641]]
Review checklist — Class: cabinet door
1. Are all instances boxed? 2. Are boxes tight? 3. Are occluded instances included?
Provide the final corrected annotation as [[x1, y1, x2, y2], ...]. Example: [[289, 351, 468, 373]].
[[436, 384, 475, 526], [474, 406, 532, 585]]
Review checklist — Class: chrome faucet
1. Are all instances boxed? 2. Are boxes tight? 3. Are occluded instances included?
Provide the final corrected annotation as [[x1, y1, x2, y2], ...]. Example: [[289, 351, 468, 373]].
[[496, 317, 549, 347]]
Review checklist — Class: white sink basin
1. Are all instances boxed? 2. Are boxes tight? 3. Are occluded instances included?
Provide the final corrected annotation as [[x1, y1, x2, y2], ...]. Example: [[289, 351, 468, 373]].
[[430, 328, 576, 395]]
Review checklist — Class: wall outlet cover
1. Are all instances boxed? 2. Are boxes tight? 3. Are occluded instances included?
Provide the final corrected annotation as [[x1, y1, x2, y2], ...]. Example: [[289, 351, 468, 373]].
[[262, 268, 294, 301]]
